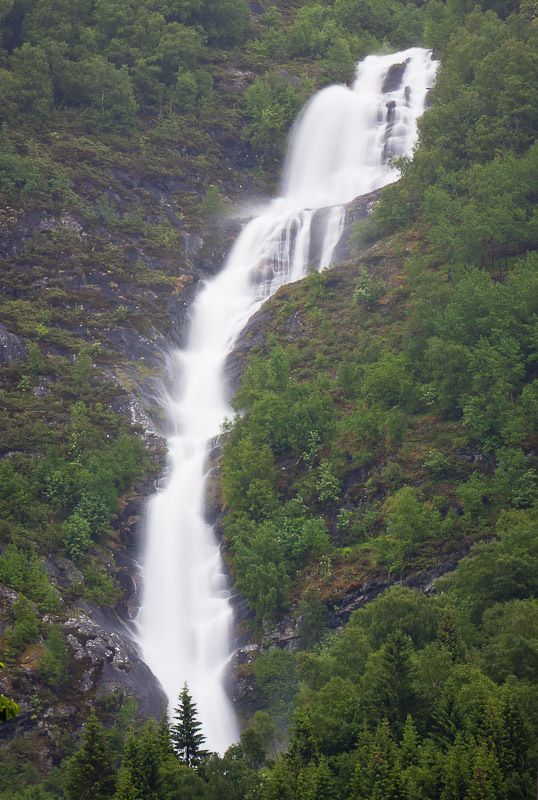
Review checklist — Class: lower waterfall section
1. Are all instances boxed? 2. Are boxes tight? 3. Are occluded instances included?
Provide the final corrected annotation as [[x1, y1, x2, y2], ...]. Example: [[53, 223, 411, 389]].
[[136, 47, 438, 753]]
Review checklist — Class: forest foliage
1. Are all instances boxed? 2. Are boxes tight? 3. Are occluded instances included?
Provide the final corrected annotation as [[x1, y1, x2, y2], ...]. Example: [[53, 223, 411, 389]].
[[213, 0, 538, 798], [0, 0, 537, 798]]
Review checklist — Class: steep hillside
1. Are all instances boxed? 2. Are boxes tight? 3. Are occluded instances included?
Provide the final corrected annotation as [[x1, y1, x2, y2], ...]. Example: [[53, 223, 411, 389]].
[[215, 2, 538, 797], [0, 0, 537, 798]]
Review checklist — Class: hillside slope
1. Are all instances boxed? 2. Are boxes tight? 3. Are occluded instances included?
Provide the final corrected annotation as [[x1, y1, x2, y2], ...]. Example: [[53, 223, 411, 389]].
[[0, 0, 537, 798]]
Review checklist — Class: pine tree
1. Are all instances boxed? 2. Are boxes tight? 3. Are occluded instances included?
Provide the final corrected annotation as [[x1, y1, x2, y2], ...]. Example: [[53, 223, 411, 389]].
[[440, 733, 472, 800], [399, 715, 420, 769], [369, 720, 402, 800], [465, 742, 506, 800], [158, 711, 174, 758], [500, 690, 531, 799], [437, 609, 466, 662], [314, 756, 337, 800], [432, 687, 460, 747], [171, 683, 208, 768], [114, 720, 161, 800], [350, 720, 402, 800], [65, 710, 116, 800], [287, 708, 319, 773], [296, 763, 318, 800], [379, 632, 419, 736]]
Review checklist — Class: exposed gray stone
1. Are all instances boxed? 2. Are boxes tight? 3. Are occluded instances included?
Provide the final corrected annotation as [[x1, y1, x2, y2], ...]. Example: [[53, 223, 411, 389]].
[[63, 604, 166, 718], [0, 323, 27, 365]]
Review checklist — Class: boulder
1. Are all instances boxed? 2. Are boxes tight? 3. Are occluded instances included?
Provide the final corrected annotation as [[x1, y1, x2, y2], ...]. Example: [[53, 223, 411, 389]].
[[382, 61, 408, 94], [0, 324, 27, 365]]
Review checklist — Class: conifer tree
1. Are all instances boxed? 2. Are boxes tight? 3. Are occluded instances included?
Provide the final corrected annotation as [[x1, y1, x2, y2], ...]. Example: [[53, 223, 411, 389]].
[[432, 687, 460, 747], [437, 609, 466, 662], [287, 708, 319, 773], [171, 683, 208, 768], [379, 632, 419, 736], [158, 711, 174, 758], [114, 719, 161, 800], [500, 691, 530, 799], [261, 756, 296, 800], [440, 733, 472, 800], [399, 714, 420, 769], [296, 763, 318, 800], [314, 756, 337, 800], [466, 742, 506, 800], [65, 710, 116, 800], [350, 720, 402, 800]]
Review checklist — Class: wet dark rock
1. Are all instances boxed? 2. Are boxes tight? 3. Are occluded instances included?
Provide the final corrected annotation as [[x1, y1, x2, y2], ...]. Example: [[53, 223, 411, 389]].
[[212, 70, 256, 109], [32, 376, 53, 397], [0, 323, 27, 364], [265, 617, 300, 651], [204, 462, 224, 528], [383, 102, 398, 160], [39, 212, 86, 239], [230, 593, 253, 631], [382, 61, 408, 93], [0, 208, 45, 258], [45, 556, 84, 590], [114, 491, 154, 620], [168, 279, 200, 348], [0, 713, 25, 741], [193, 214, 244, 275], [327, 550, 471, 628], [230, 643, 261, 715], [224, 305, 273, 398], [103, 326, 165, 365], [322, 188, 382, 265], [64, 603, 166, 718], [249, 1, 266, 15], [183, 232, 204, 263]]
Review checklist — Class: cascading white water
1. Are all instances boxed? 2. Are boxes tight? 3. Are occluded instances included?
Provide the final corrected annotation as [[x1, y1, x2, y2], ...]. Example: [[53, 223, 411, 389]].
[[137, 47, 438, 753]]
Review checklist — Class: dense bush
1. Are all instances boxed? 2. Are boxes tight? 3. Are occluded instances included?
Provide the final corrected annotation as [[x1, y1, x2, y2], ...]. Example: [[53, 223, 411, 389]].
[[0, 0, 248, 133]]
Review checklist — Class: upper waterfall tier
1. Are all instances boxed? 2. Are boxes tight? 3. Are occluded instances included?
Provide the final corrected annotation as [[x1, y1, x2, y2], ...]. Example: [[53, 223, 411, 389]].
[[282, 47, 437, 209]]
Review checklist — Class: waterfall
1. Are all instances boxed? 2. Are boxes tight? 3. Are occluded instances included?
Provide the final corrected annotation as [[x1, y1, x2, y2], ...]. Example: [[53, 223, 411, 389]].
[[136, 47, 438, 753]]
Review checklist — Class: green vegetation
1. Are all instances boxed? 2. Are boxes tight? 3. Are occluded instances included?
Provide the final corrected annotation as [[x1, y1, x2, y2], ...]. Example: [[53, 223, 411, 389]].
[[0, 394, 149, 566], [213, 1, 538, 797], [0, 0, 537, 797], [171, 684, 209, 769], [65, 711, 116, 800], [221, 250, 537, 621], [40, 626, 70, 689], [0, 0, 249, 132]]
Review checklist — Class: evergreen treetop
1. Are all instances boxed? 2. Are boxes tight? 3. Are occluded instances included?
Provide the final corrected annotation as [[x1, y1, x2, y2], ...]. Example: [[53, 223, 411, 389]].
[[171, 683, 209, 769], [65, 710, 116, 800]]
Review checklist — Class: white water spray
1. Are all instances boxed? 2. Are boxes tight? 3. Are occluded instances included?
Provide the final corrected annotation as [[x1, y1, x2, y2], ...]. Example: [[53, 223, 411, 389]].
[[137, 47, 438, 753]]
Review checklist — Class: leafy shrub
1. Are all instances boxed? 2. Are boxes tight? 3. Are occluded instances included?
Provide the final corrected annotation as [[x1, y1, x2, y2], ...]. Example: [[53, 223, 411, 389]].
[[62, 513, 92, 560], [41, 625, 69, 688], [5, 597, 40, 656], [0, 545, 59, 612], [244, 71, 314, 170]]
